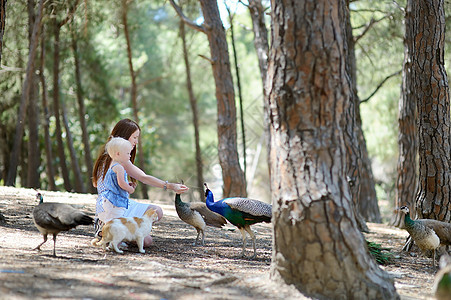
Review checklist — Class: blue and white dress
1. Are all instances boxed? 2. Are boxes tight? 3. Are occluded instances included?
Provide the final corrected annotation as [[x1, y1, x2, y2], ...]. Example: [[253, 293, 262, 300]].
[[94, 164, 149, 236], [101, 163, 130, 209]]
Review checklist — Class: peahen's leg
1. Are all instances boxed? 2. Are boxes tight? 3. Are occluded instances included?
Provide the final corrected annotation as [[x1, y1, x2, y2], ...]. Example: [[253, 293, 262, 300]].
[[52, 233, 57, 257], [244, 226, 256, 258], [201, 229, 205, 246], [238, 227, 247, 257], [194, 228, 201, 246], [34, 234, 48, 251]]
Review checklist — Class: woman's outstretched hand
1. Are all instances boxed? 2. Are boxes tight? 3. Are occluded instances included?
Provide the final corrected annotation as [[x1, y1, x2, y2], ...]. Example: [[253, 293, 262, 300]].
[[170, 183, 189, 194]]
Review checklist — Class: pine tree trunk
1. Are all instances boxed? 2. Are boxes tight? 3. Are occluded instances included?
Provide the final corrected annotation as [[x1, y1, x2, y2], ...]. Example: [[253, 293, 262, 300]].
[[344, 0, 380, 224], [52, 21, 72, 191], [228, 10, 247, 180], [267, 1, 398, 298], [5, 0, 43, 186], [122, 0, 148, 199], [247, 0, 270, 179], [393, 0, 417, 226], [61, 101, 85, 193], [71, 32, 95, 193], [180, 21, 204, 198], [39, 28, 57, 191], [0, 0, 6, 65], [199, 0, 246, 197], [412, 0, 451, 221], [26, 0, 40, 189]]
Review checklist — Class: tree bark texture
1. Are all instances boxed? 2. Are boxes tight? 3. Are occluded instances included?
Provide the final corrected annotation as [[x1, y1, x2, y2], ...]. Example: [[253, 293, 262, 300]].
[[412, 0, 451, 221], [199, 0, 246, 197], [180, 21, 204, 197], [393, 0, 417, 226], [267, 1, 398, 299], [5, 0, 43, 186], [71, 32, 95, 193], [0, 0, 6, 65]]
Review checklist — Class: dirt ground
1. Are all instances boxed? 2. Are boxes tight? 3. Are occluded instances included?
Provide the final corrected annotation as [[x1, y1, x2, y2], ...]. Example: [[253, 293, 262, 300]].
[[0, 186, 441, 299]]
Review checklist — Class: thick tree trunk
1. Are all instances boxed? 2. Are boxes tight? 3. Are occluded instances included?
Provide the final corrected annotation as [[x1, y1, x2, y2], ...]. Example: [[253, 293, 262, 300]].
[[393, 0, 417, 226], [267, 1, 398, 298], [26, 0, 40, 189], [71, 32, 95, 193], [52, 22, 72, 191], [0, 0, 6, 65], [5, 0, 43, 186], [412, 0, 451, 221], [199, 0, 246, 197], [39, 28, 57, 191], [180, 21, 204, 197], [122, 0, 148, 199]]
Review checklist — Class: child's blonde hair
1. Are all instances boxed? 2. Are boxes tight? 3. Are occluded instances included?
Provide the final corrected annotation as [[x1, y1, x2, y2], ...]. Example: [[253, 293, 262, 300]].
[[105, 137, 133, 158]]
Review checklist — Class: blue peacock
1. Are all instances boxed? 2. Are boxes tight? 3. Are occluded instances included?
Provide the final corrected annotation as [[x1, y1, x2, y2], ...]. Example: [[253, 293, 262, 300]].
[[204, 183, 271, 258]]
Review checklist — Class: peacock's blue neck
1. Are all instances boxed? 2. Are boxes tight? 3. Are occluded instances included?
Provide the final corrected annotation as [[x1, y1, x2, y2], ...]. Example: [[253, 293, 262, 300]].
[[404, 211, 415, 228], [205, 190, 214, 206]]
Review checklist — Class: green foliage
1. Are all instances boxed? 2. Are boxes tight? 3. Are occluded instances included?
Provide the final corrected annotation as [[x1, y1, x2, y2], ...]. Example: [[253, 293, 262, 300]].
[[367, 240, 392, 265]]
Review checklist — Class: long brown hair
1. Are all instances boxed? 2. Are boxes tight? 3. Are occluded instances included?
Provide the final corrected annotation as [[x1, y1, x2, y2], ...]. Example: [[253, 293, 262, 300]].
[[92, 119, 141, 185]]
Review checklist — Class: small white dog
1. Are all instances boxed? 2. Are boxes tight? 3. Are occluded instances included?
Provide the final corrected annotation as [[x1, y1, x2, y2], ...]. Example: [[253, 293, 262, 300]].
[[91, 209, 158, 254]]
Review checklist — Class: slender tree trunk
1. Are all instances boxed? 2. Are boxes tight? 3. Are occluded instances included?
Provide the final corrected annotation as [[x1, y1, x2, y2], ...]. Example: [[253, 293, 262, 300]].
[[52, 21, 72, 191], [122, 0, 148, 199], [71, 31, 95, 193], [199, 0, 246, 197], [413, 0, 451, 221], [344, 0, 380, 224], [228, 9, 247, 180], [247, 0, 270, 178], [26, 0, 40, 189], [342, 1, 369, 231], [39, 28, 57, 191], [393, 0, 417, 226], [0, 0, 6, 65], [61, 100, 85, 193], [267, 1, 398, 298], [180, 21, 204, 197], [5, 0, 43, 186]]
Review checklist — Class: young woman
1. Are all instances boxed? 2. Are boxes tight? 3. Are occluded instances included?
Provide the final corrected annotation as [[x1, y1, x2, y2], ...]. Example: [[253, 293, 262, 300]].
[[92, 119, 189, 246]]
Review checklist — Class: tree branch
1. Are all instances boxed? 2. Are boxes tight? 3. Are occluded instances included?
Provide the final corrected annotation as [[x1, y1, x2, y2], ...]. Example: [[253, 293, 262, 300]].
[[354, 16, 389, 44], [360, 70, 401, 104], [168, 0, 206, 34], [58, 0, 80, 28], [198, 54, 213, 64]]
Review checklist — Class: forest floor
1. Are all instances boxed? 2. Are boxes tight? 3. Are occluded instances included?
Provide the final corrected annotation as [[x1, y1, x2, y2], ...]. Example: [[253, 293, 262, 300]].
[[0, 186, 440, 299]]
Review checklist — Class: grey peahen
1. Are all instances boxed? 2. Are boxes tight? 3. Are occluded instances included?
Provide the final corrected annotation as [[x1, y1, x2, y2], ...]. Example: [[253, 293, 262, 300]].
[[204, 183, 272, 258], [175, 193, 227, 246], [433, 254, 451, 300], [398, 206, 451, 267], [32, 193, 93, 257]]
